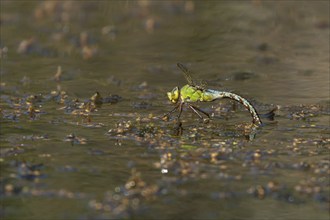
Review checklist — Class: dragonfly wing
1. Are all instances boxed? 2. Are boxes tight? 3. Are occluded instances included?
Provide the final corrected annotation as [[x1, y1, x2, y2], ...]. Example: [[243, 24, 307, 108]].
[[177, 63, 195, 86], [200, 80, 208, 89]]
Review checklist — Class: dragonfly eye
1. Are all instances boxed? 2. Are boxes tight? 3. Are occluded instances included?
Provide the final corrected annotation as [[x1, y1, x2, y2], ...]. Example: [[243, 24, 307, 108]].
[[167, 87, 180, 103]]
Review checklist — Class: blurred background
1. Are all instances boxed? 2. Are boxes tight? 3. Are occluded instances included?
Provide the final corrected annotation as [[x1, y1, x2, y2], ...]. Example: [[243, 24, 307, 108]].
[[1, 0, 329, 104]]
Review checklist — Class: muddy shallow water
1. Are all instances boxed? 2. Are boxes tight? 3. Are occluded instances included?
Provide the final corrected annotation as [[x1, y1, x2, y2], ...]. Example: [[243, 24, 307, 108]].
[[1, 1, 329, 220]]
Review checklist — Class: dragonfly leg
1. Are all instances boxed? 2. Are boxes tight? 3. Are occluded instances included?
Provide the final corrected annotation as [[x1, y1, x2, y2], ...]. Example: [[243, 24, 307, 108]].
[[163, 102, 180, 119], [188, 105, 203, 119], [188, 104, 210, 118], [177, 101, 184, 120], [174, 121, 183, 136]]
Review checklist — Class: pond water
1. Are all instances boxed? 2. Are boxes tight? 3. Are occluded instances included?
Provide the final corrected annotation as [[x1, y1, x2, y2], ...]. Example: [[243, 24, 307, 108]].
[[1, 1, 329, 219]]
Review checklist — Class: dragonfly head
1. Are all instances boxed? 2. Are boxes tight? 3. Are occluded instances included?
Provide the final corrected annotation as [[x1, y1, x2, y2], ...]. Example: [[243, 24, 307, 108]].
[[167, 87, 180, 104]]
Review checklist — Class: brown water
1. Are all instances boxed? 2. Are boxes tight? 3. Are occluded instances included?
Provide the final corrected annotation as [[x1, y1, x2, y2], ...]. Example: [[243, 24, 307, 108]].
[[1, 1, 329, 220]]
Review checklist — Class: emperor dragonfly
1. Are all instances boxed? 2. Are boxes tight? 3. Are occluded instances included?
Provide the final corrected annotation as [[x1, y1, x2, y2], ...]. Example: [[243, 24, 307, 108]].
[[165, 63, 262, 126]]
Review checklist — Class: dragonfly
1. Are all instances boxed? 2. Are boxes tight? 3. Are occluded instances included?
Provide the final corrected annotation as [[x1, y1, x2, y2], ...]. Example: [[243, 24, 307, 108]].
[[164, 63, 262, 126]]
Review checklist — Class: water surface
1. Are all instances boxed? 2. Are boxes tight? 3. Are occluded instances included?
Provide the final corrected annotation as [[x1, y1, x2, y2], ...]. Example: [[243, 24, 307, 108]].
[[1, 1, 329, 219]]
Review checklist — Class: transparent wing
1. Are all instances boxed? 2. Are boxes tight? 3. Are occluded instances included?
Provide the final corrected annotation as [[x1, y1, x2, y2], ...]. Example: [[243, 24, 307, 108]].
[[177, 63, 207, 89], [177, 63, 195, 86], [200, 80, 207, 89]]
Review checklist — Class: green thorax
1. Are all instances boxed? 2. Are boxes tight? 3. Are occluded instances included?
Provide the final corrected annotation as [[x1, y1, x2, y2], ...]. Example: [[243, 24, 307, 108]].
[[180, 84, 215, 102]]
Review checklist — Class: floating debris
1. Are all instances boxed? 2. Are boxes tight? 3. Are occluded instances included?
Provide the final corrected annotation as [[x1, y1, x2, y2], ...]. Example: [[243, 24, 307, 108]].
[[101, 25, 117, 40], [27, 104, 39, 120], [103, 94, 122, 104], [64, 133, 87, 145], [53, 66, 62, 82], [89, 169, 160, 218], [17, 38, 36, 54], [90, 91, 103, 105], [15, 162, 46, 181], [0, 46, 8, 58], [81, 45, 98, 60]]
